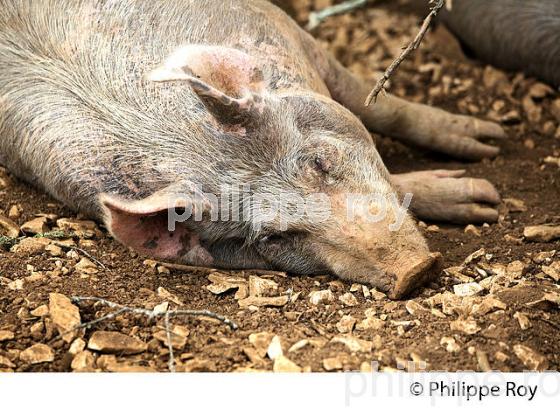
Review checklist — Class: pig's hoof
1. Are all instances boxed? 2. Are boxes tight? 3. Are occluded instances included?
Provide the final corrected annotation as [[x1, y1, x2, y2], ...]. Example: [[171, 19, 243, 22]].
[[391, 169, 501, 224], [413, 110, 506, 160]]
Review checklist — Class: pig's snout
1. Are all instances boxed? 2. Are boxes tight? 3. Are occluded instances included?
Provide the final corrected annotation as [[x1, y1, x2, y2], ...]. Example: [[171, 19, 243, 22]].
[[387, 252, 442, 299]]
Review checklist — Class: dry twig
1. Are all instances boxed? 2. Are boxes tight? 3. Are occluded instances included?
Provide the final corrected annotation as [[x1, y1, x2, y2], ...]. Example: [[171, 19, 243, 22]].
[[65, 296, 238, 372], [307, 0, 372, 30], [365, 0, 445, 106]]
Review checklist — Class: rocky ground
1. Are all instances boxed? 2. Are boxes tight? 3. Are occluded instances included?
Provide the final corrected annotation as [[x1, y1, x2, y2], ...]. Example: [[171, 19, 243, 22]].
[[1, 0, 559, 373]]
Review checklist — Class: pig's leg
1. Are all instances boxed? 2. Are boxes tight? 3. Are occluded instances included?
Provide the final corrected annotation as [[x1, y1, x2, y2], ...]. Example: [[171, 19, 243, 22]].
[[318, 54, 506, 160], [390, 170, 500, 224], [309, 48, 503, 223]]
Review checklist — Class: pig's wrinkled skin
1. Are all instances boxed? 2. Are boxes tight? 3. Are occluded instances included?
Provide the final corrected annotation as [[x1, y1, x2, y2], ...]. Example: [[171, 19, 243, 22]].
[[409, 0, 560, 88], [0, 0, 504, 298]]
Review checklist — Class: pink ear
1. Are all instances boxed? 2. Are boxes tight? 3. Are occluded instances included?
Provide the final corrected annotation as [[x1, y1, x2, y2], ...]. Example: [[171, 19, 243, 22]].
[[100, 192, 214, 266], [148, 45, 265, 113]]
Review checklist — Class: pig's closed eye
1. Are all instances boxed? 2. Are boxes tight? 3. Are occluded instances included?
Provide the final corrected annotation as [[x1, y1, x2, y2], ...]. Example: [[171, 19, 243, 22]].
[[314, 156, 333, 174]]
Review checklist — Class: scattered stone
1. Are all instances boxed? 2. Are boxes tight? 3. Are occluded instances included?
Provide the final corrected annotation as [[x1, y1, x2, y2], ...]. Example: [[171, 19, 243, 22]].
[[45, 244, 63, 257], [462, 248, 486, 265], [29, 321, 44, 340], [464, 225, 481, 236], [503, 234, 523, 244], [453, 282, 483, 297], [495, 351, 509, 363], [156, 265, 170, 274], [500, 110, 521, 124], [369, 288, 386, 301], [20, 343, 55, 364], [450, 319, 481, 335], [440, 336, 461, 353], [74, 257, 98, 275], [153, 325, 189, 350], [273, 355, 301, 372], [544, 156, 560, 167], [360, 362, 372, 372], [49, 293, 81, 343], [8, 205, 22, 219], [338, 292, 358, 307], [0, 330, 15, 342], [505, 260, 525, 279], [528, 82, 553, 99], [56, 218, 100, 238], [267, 335, 283, 360], [20, 217, 49, 235], [288, 339, 309, 353], [0, 355, 16, 369], [513, 345, 548, 371], [513, 312, 531, 330], [542, 261, 560, 282], [157, 287, 183, 305], [526, 292, 560, 309], [309, 289, 334, 305], [152, 302, 168, 315], [533, 250, 556, 264], [476, 350, 492, 372], [330, 335, 372, 353], [71, 351, 95, 372], [349, 283, 361, 292], [69, 338, 86, 355], [355, 316, 385, 331], [336, 315, 356, 333], [405, 300, 426, 315], [30, 305, 49, 317], [523, 138, 536, 149], [88, 331, 147, 355], [238, 295, 289, 308], [248, 276, 278, 297], [10, 237, 51, 255], [444, 266, 473, 283], [426, 224, 440, 233], [7, 279, 24, 291], [323, 357, 343, 371], [471, 297, 507, 316], [248, 332, 273, 357], [523, 225, 560, 242], [0, 215, 20, 238], [206, 273, 247, 299]]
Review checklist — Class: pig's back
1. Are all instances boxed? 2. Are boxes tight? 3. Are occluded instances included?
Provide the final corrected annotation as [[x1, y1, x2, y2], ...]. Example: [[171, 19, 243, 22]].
[[0, 0, 323, 216]]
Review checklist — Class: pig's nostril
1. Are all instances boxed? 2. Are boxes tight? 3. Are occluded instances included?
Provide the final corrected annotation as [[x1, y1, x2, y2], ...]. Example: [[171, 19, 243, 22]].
[[387, 252, 442, 300]]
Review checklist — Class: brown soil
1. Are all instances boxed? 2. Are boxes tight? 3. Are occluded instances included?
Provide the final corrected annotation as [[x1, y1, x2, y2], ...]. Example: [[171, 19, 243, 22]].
[[1, 1, 559, 372]]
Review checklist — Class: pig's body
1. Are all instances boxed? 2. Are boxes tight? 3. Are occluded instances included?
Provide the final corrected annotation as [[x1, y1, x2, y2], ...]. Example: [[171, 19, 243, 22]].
[[0, 0, 325, 215], [412, 0, 560, 87], [0, 0, 504, 298]]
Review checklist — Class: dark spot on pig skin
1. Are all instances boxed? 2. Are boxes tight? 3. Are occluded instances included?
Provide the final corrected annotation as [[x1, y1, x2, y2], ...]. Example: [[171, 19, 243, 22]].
[[143, 238, 159, 249]]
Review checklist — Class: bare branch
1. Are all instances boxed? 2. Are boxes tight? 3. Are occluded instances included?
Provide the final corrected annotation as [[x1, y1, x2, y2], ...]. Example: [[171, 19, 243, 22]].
[[365, 0, 445, 106], [63, 296, 238, 371], [307, 0, 372, 30]]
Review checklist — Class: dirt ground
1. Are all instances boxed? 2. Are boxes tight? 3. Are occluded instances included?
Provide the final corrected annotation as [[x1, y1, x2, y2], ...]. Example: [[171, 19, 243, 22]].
[[1, 0, 559, 373]]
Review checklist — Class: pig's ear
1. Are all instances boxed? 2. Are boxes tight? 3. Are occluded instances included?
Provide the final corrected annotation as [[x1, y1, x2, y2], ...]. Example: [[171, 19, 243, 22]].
[[148, 45, 265, 119], [99, 190, 214, 266]]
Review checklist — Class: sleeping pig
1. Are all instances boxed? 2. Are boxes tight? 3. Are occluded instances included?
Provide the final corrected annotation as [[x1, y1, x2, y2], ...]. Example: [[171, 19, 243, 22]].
[[0, 0, 504, 298]]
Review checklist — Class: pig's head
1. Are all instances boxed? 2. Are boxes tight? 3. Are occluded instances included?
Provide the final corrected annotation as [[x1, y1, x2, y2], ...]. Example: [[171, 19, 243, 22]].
[[101, 45, 441, 299]]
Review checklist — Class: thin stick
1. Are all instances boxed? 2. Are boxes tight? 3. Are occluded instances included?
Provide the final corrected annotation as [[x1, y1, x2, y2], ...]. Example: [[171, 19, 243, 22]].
[[70, 296, 238, 330], [164, 311, 176, 373], [307, 0, 371, 30], [66, 296, 237, 372], [365, 0, 445, 106], [71, 247, 108, 270]]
